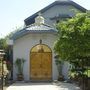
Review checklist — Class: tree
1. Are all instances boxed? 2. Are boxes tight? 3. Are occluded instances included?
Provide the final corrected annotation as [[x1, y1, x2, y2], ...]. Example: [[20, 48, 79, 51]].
[[0, 26, 23, 62], [54, 12, 90, 61], [5, 26, 23, 38], [0, 38, 7, 49], [0, 26, 23, 49]]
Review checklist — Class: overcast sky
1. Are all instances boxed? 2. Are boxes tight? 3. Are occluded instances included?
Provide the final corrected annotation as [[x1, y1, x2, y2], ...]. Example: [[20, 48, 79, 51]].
[[0, 0, 90, 38]]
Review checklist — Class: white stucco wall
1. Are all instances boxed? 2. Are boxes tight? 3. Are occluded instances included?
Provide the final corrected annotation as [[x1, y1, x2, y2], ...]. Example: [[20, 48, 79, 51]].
[[13, 33, 59, 81]]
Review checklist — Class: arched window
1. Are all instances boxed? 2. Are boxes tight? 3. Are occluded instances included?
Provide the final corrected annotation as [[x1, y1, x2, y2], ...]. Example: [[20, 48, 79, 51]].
[[31, 44, 51, 53]]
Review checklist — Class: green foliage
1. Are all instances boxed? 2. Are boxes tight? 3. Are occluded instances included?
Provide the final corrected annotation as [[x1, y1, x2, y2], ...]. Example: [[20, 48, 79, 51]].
[[0, 38, 7, 50], [54, 55, 61, 65], [15, 58, 25, 74], [54, 12, 90, 61]]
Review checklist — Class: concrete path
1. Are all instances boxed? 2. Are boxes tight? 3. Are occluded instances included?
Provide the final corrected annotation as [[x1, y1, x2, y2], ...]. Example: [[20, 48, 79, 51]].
[[6, 82, 80, 90]]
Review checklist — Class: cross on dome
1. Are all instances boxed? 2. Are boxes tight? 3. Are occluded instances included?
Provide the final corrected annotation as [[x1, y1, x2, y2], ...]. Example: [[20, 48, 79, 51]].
[[35, 12, 45, 25]]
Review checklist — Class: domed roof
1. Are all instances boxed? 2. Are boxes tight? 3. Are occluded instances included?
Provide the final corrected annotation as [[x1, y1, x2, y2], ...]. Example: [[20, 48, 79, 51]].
[[11, 13, 57, 40], [26, 13, 54, 31], [56, 0, 70, 1], [35, 13, 44, 25]]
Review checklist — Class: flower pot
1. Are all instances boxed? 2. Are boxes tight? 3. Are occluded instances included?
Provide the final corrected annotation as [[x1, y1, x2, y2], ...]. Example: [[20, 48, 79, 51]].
[[58, 75, 64, 81], [17, 74, 24, 81]]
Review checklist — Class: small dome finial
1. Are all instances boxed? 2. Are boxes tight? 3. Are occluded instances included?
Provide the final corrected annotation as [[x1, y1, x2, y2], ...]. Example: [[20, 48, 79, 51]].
[[35, 12, 44, 25]]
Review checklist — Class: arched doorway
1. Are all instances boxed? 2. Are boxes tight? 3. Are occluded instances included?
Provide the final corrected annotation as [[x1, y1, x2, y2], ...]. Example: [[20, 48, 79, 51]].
[[30, 44, 52, 81]]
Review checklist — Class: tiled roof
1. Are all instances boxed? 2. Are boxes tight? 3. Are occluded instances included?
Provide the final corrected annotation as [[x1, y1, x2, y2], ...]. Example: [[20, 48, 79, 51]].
[[11, 24, 57, 40], [26, 24, 54, 30]]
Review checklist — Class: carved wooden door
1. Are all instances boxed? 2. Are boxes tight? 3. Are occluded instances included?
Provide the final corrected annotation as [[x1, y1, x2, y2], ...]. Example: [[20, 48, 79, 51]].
[[30, 52, 52, 81], [30, 53, 42, 80], [41, 53, 52, 80]]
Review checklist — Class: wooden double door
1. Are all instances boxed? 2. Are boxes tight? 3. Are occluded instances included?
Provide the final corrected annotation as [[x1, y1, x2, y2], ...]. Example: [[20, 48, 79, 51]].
[[30, 52, 52, 81]]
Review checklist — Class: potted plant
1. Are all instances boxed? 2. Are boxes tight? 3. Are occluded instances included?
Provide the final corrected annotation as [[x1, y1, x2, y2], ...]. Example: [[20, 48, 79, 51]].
[[15, 58, 25, 81]]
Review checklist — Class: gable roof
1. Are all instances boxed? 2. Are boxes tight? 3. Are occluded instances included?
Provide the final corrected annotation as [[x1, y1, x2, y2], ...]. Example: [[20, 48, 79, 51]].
[[24, 0, 86, 26]]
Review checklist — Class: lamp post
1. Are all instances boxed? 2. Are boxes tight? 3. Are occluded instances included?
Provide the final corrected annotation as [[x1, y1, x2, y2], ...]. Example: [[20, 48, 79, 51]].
[[0, 50, 5, 90], [6, 39, 13, 80]]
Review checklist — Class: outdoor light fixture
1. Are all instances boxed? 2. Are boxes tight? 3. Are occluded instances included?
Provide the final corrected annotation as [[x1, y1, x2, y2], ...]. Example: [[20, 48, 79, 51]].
[[0, 50, 5, 90], [6, 39, 13, 46]]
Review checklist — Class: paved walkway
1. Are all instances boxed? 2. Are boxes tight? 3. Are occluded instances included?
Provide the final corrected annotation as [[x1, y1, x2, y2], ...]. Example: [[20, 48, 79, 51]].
[[6, 82, 80, 90]]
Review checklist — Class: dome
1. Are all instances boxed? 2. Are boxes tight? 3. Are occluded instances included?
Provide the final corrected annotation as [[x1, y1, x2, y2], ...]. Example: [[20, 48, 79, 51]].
[[35, 13, 44, 25]]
